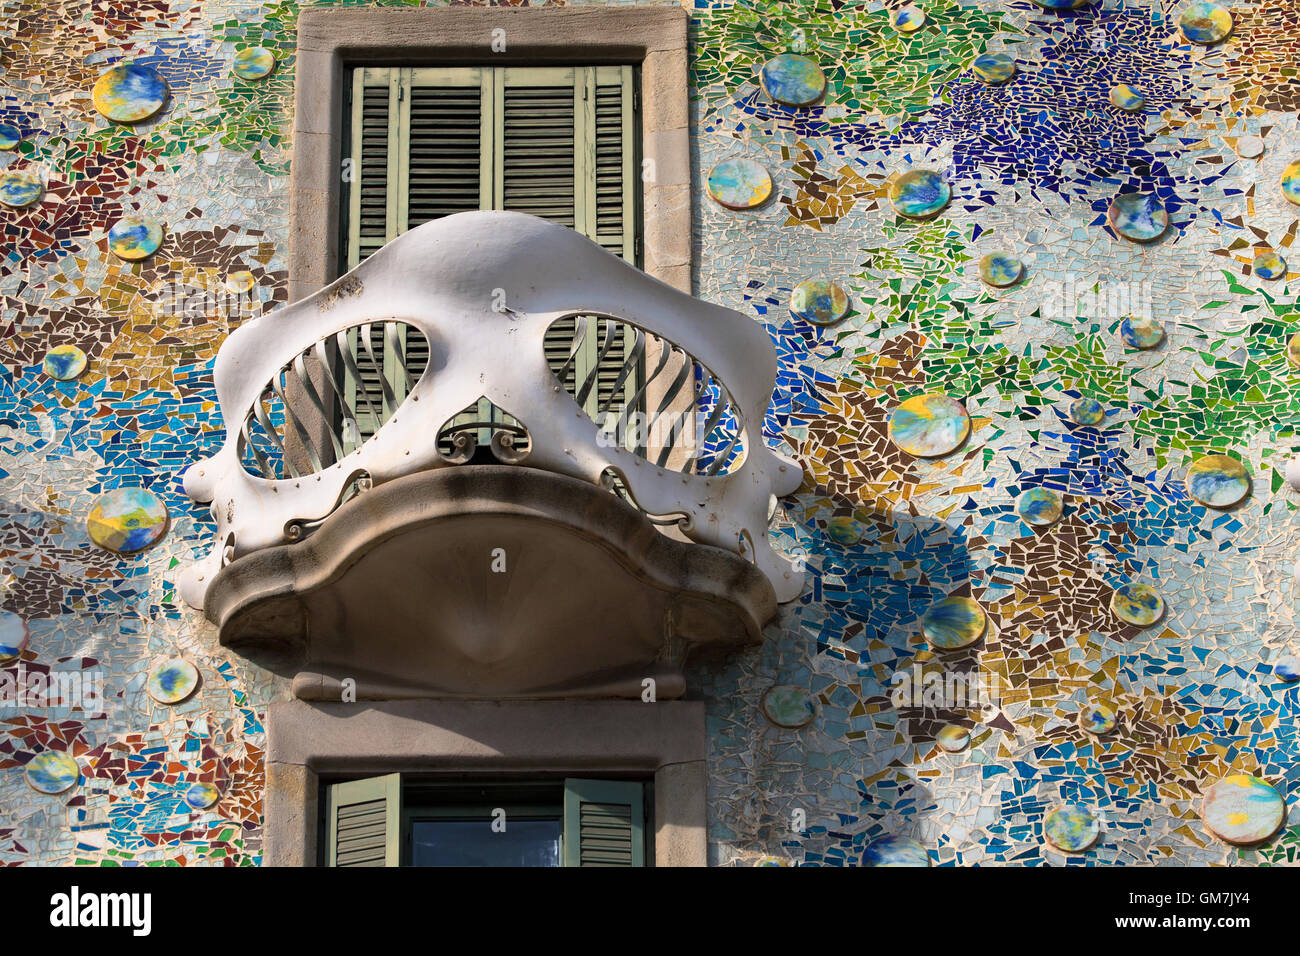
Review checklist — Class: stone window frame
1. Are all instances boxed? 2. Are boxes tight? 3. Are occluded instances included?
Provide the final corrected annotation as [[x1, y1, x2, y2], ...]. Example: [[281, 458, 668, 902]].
[[269, 5, 704, 868], [286, 4, 693, 469], [264, 700, 708, 866]]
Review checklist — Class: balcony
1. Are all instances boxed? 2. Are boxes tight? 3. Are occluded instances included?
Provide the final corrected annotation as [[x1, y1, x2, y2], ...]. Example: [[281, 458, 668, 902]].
[[182, 211, 804, 700]]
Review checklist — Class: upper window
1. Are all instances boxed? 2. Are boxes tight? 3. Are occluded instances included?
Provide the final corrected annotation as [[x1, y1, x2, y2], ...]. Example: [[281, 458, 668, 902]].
[[344, 65, 638, 266], [336, 65, 642, 455]]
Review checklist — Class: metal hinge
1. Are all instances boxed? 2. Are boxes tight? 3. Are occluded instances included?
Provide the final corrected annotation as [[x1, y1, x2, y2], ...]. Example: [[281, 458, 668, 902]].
[[633, 88, 640, 112]]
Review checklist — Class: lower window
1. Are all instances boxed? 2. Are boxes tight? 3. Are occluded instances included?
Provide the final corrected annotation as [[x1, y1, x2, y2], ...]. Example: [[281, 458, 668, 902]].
[[323, 776, 649, 867]]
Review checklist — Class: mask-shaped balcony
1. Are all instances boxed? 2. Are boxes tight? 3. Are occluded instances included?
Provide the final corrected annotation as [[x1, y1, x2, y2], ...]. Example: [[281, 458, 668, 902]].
[[182, 211, 804, 701]]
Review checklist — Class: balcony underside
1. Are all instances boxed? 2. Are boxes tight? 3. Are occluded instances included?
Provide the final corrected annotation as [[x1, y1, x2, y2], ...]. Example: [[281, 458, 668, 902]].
[[204, 465, 775, 700]]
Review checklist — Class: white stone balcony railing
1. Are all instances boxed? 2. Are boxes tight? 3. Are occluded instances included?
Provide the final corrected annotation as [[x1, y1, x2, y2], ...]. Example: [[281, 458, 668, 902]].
[[180, 212, 804, 698]]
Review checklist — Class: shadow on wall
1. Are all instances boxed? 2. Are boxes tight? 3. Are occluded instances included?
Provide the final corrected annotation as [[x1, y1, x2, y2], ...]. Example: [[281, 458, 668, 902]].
[[694, 414, 1205, 867], [688, 474, 982, 867]]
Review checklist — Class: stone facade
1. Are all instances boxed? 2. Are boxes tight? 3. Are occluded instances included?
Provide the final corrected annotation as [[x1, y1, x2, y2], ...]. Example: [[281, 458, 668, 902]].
[[1, 0, 1298, 866]]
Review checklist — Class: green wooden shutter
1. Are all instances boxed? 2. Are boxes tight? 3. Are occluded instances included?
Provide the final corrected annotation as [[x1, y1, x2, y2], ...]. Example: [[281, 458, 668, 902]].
[[589, 66, 637, 259], [343, 68, 410, 449], [405, 67, 494, 229], [324, 773, 402, 867], [496, 66, 638, 426], [562, 778, 645, 867], [347, 70, 396, 267], [342, 65, 639, 447], [399, 68, 491, 442], [497, 66, 577, 227]]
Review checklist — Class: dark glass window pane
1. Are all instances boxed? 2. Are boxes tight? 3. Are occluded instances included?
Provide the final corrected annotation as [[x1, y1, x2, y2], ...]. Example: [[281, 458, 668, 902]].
[[410, 819, 560, 867]]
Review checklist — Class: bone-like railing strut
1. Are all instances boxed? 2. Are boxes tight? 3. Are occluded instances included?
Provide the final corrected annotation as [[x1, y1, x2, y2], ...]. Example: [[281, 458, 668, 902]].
[[238, 314, 746, 482]]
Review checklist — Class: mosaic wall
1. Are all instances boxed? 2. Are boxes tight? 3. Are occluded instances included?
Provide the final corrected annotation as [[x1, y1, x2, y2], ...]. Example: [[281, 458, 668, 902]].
[[2, 0, 1298, 866]]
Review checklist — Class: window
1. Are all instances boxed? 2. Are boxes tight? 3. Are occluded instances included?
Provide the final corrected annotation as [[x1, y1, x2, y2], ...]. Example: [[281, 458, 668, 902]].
[[323, 775, 647, 867], [336, 64, 642, 455], [282, 7, 691, 478], [267, 9, 705, 868]]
